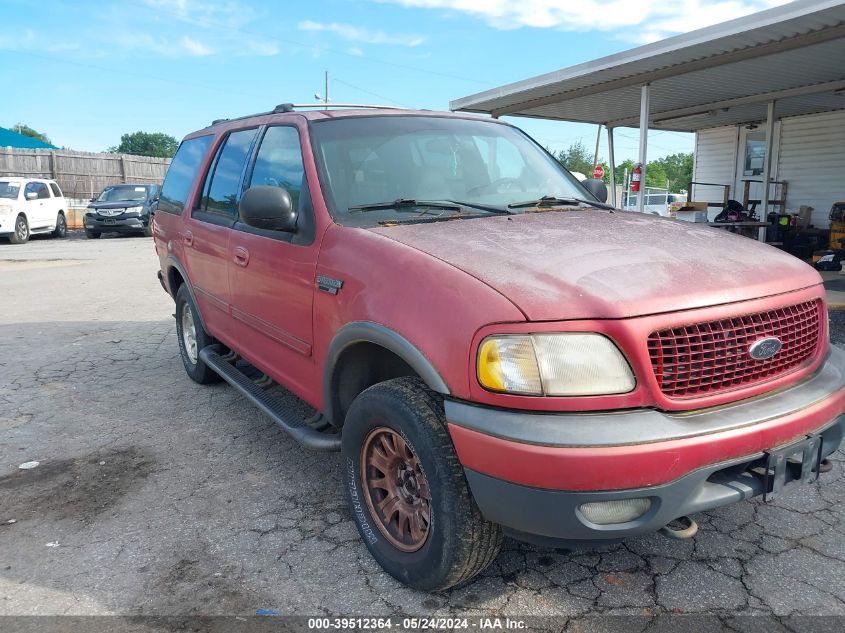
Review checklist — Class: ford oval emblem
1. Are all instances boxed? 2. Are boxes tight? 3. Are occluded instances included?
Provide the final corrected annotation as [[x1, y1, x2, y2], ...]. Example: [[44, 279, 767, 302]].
[[749, 337, 782, 360]]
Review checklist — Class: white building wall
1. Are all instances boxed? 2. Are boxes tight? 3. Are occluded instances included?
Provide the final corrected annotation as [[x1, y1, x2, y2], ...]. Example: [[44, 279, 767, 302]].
[[776, 109, 845, 228], [693, 111, 845, 228], [692, 126, 738, 217]]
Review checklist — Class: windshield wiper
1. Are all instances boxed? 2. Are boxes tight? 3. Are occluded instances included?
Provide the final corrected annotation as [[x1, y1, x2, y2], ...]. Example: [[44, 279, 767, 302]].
[[348, 199, 462, 213], [445, 200, 512, 214], [508, 195, 615, 211]]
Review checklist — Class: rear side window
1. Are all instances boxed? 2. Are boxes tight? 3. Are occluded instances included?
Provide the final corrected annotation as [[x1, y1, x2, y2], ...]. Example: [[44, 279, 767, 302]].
[[248, 126, 305, 210], [159, 135, 213, 215], [25, 182, 50, 199], [198, 128, 258, 218], [49, 183, 63, 197]]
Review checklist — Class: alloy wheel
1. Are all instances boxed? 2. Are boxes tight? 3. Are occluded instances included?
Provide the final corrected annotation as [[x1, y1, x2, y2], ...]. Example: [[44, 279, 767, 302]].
[[361, 427, 431, 552], [181, 304, 198, 364]]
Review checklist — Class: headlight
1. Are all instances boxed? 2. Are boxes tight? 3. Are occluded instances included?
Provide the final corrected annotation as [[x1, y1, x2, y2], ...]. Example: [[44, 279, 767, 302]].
[[0, 205, 12, 215], [126, 205, 144, 214], [477, 333, 635, 396]]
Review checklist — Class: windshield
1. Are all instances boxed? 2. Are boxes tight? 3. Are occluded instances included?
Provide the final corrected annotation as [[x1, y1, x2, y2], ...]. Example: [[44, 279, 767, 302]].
[[97, 185, 150, 203], [0, 182, 21, 200], [309, 116, 595, 226]]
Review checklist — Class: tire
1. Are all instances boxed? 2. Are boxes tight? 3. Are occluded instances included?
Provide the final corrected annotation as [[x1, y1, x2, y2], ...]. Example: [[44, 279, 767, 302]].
[[143, 223, 153, 238], [8, 214, 29, 244], [52, 213, 67, 238], [174, 284, 221, 384], [341, 377, 502, 591], [86, 230, 101, 239]]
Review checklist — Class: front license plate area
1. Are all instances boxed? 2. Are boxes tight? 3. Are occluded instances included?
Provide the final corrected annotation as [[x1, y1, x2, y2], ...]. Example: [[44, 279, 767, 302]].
[[104, 218, 117, 225], [763, 435, 823, 501]]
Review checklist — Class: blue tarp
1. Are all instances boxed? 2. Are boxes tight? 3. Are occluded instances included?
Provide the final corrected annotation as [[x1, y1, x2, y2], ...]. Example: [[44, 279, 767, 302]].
[[0, 127, 57, 149]]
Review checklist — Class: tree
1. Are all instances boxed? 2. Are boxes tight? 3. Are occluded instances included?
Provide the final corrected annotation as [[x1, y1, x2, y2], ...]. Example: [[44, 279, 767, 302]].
[[651, 152, 693, 191], [614, 159, 635, 185], [12, 123, 51, 145], [111, 131, 179, 158], [645, 162, 668, 188], [555, 141, 595, 177]]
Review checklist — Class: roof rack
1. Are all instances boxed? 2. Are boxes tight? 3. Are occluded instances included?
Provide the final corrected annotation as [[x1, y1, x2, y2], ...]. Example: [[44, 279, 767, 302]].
[[274, 103, 407, 112], [209, 103, 407, 126]]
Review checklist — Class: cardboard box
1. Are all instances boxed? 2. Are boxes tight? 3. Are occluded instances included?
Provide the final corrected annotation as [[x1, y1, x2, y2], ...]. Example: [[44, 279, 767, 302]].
[[670, 202, 709, 222], [675, 210, 709, 223]]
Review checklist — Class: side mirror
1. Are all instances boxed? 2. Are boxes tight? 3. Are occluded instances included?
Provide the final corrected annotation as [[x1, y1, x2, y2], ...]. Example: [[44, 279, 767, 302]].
[[239, 186, 296, 232], [90, 197, 97, 202], [582, 179, 608, 203], [26, 191, 39, 201]]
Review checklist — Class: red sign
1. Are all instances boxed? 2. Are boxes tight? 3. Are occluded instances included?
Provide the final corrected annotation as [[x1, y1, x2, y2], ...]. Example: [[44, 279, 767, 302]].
[[592, 165, 605, 180]]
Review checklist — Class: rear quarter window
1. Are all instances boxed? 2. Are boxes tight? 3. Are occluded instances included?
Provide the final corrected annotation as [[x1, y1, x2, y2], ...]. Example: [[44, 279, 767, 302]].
[[49, 183, 63, 198], [158, 135, 213, 215]]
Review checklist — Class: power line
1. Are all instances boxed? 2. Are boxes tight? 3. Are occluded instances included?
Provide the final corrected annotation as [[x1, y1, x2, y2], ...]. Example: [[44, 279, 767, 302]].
[[2, 49, 268, 99], [333, 78, 413, 108], [120, 0, 495, 87]]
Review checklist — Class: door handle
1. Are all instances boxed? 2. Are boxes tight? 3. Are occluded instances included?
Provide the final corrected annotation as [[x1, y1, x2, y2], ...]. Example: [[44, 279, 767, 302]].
[[182, 231, 193, 247], [233, 246, 250, 267]]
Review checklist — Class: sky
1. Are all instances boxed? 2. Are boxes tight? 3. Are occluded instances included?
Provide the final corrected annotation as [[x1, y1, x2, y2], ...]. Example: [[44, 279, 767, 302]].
[[0, 0, 790, 164]]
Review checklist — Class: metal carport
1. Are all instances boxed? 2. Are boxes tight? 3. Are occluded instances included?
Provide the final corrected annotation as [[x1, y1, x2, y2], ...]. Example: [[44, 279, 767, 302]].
[[450, 0, 845, 215]]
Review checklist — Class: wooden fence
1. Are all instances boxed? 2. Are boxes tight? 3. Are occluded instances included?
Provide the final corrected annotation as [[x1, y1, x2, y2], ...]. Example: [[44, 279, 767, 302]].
[[0, 147, 171, 200]]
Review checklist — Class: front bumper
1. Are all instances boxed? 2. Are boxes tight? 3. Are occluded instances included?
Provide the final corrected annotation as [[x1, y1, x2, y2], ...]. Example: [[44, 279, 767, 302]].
[[85, 214, 148, 233], [447, 345, 845, 544], [0, 214, 14, 235]]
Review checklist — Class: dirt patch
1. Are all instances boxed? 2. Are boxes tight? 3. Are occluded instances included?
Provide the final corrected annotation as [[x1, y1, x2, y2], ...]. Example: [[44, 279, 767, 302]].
[[0, 447, 155, 525], [0, 259, 90, 271], [143, 551, 264, 616]]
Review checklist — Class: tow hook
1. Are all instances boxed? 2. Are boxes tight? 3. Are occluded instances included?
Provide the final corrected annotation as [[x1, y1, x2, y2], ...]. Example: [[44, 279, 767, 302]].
[[659, 516, 698, 540]]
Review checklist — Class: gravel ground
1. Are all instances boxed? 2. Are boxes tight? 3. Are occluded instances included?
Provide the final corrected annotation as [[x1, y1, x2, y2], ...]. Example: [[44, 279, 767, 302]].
[[1, 233, 844, 627], [831, 310, 845, 345]]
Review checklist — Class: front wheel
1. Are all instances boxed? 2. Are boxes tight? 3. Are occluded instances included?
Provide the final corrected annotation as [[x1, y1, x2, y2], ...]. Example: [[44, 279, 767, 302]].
[[341, 377, 502, 591], [174, 284, 221, 384], [52, 213, 67, 238], [9, 214, 29, 244]]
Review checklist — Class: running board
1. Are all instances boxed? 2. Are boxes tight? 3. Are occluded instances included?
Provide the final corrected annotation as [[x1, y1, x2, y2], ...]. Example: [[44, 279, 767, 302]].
[[199, 345, 341, 452]]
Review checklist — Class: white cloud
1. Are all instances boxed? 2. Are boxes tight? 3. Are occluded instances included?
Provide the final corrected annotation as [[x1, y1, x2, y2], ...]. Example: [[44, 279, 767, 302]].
[[374, 0, 791, 42], [180, 35, 214, 56], [347, 46, 365, 57], [298, 20, 426, 47], [244, 40, 281, 56], [142, 0, 256, 29], [0, 28, 79, 53]]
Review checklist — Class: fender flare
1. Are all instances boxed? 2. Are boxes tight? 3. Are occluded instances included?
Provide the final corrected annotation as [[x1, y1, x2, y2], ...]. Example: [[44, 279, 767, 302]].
[[323, 321, 450, 425], [165, 256, 209, 333]]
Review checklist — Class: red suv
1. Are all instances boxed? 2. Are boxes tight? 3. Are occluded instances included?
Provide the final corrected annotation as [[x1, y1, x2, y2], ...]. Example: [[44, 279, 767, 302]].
[[154, 105, 845, 591]]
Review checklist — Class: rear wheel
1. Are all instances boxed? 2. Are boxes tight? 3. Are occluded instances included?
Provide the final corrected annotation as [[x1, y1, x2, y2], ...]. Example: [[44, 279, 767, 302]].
[[9, 214, 29, 244], [52, 213, 67, 238], [174, 284, 221, 384], [341, 377, 502, 591]]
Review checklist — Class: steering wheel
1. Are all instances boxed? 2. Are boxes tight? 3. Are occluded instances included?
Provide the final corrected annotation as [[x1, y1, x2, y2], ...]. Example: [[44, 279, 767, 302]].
[[467, 177, 526, 195]]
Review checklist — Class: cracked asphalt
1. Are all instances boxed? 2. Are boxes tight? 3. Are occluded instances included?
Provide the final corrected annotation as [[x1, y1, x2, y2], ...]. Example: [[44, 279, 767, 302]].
[[1, 233, 844, 624]]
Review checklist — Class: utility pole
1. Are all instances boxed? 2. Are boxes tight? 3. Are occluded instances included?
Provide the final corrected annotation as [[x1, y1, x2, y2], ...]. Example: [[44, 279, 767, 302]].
[[314, 71, 330, 108]]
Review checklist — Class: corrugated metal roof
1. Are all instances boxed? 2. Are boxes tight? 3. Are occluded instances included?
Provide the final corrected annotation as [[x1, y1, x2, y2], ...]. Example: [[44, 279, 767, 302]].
[[0, 127, 57, 149], [450, 0, 845, 132]]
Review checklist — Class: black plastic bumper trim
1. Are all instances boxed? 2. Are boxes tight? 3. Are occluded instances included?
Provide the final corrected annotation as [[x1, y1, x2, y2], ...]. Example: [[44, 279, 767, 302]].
[[464, 414, 843, 545]]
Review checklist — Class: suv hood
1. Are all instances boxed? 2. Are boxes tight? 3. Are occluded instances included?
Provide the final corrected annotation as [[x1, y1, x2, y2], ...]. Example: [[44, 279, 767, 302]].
[[369, 210, 822, 321], [88, 201, 145, 209]]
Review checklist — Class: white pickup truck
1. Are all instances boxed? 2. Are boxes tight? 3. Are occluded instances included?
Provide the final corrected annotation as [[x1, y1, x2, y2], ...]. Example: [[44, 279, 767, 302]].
[[0, 177, 68, 244]]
